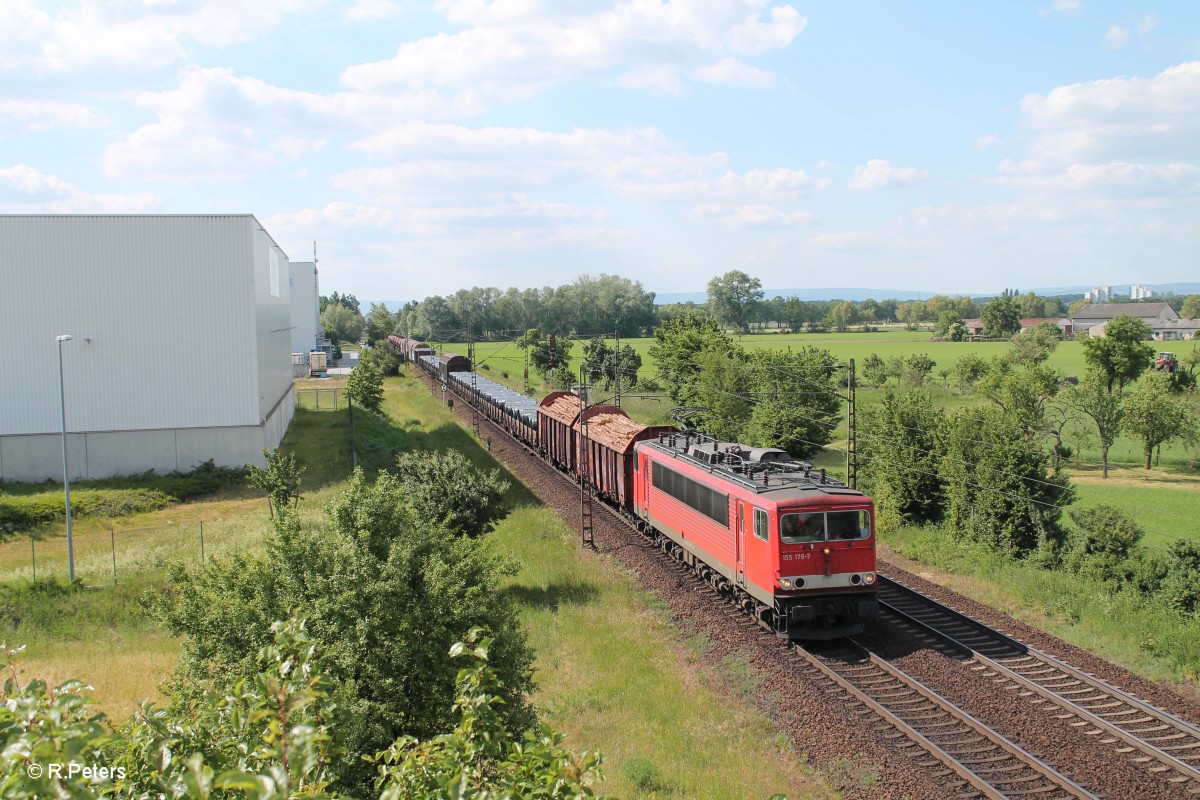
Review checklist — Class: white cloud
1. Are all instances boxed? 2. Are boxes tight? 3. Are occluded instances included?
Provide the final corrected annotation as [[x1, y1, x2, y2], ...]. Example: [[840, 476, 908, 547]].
[[1104, 25, 1130, 49], [0, 99, 107, 132], [1020, 61, 1200, 164], [341, 1, 804, 99], [693, 57, 775, 88], [1, 0, 332, 75], [0, 164, 159, 212], [1138, 14, 1159, 36], [807, 231, 880, 249], [101, 66, 478, 180], [974, 133, 1005, 151], [1040, 0, 1081, 17], [995, 160, 1200, 197], [849, 159, 928, 190], [693, 204, 814, 226], [346, 0, 405, 21]]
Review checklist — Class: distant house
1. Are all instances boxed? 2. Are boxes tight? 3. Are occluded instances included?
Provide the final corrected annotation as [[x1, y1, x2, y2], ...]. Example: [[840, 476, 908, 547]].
[[1071, 303, 1179, 337], [1019, 317, 1073, 336], [962, 318, 985, 336]]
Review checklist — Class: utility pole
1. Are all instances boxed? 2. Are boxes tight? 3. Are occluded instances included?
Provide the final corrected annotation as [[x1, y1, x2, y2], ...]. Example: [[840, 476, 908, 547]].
[[846, 358, 857, 490], [578, 364, 594, 549]]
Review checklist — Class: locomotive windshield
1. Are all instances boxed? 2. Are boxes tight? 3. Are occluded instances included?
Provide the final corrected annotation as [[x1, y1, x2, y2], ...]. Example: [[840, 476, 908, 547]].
[[780, 510, 871, 543]]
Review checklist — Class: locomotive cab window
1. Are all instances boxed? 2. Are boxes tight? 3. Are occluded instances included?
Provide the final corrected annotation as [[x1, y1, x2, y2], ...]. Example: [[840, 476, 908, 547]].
[[753, 508, 768, 541], [779, 510, 871, 543], [780, 513, 823, 543], [828, 509, 871, 540]]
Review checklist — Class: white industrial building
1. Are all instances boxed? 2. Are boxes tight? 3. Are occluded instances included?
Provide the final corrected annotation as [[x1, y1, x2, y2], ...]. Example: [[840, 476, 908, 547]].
[[0, 215, 297, 481], [289, 260, 321, 355]]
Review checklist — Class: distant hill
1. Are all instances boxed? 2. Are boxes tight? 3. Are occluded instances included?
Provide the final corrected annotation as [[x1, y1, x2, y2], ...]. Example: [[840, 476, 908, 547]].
[[655, 282, 1200, 305]]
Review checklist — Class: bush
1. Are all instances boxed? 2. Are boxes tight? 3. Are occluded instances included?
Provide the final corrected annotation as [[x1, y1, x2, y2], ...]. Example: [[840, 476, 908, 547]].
[[348, 361, 385, 412], [1064, 504, 1144, 584], [389, 450, 511, 538], [152, 469, 534, 793]]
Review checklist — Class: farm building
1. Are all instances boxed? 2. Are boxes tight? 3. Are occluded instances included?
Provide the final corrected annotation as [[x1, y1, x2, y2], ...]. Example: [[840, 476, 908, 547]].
[[0, 215, 297, 482], [1071, 303, 1179, 336]]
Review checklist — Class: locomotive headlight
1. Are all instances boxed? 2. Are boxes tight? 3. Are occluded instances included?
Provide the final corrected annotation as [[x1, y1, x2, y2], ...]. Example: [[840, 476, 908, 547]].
[[863, 572, 876, 585], [780, 578, 794, 590]]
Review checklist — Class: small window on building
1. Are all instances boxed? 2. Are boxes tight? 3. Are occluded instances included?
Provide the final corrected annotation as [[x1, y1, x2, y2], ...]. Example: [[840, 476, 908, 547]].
[[269, 249, 281, 298], [753, 508, 768, 541]]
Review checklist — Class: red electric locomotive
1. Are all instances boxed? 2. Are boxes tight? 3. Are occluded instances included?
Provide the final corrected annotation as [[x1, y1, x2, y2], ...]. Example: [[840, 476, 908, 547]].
[[632, 430, 878, 640]]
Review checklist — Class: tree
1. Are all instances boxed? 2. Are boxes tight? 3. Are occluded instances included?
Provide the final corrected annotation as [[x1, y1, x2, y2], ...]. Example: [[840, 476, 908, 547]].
[[581, 337, 642, 391], [935, 310, 964, 340], [321, 291, 360, 315], [940, 406, 1074, 557], [1062, 374, 1124, 478], [979, 363, 1060, 440], [1123, 370, 1197, 469], [691, 346, 756, 442], [364, 301, 398, 343], [321, 301, 365, 345], [825, 300, 860, 332], [860, 391, 947, 529], [951, 353, 990, 388], [1008, 322, 1061, 367], [388, 450, 511, 537], [247, 448, 303, 517], [1080, 313, 1154, 393], [862, 353, 890, 387], [648, 312, 737, 407], [980, 292, 1021, 338], [360, 339, 402, 376], [347, 360, 384, 412], [744, 347, 842, 458], [1181, 294, 1200, 319], [152, 468, 536, 791], [899, 353, 936, 386], [517, 328, 574, 383], [706, 271, 763, 333]]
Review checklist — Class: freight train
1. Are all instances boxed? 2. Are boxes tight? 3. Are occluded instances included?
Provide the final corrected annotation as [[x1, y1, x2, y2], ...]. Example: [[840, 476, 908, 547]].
[[387, 335, 878, 639]]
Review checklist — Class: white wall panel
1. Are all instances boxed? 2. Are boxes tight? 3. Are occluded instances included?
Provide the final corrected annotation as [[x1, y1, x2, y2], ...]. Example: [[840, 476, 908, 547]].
[[0, 215, 262, 436], [288, 262, 319, 354]]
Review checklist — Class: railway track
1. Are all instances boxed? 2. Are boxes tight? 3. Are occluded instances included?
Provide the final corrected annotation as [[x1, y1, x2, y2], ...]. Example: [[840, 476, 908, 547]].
[[794, 639, 1098, 799], [878, 574, 1200, 794], [412, 364, 1191, 797]]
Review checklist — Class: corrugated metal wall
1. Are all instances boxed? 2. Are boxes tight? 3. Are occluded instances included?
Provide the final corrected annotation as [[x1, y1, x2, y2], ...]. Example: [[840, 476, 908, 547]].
[[0, 215, 278, 437], [289, 261, 319, 355]]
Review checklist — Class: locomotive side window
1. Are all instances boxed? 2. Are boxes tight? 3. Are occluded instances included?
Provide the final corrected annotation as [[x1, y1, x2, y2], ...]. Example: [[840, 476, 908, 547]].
[[651, 461, 729, 525], [753, 508, 768, 541], [828, 510, 871, 540], [780, 513, 823, 543]]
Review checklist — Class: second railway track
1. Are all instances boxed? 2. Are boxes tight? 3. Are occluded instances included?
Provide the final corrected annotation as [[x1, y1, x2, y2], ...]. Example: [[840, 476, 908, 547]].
[[878, 574, 1200, 793]]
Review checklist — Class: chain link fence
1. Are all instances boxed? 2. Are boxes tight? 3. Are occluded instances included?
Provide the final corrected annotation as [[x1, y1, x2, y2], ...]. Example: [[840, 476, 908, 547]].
[[296, 387, 347, 410], [2, 517, 262, 587]]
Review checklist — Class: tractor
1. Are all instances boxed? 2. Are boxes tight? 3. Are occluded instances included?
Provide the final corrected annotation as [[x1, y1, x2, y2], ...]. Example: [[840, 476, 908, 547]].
[[1155, 351, 1178, 373]]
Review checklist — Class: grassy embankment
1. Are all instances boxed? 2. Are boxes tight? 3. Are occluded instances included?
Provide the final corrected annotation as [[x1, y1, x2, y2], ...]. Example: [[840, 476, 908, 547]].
[[0, 371, 835, 798]]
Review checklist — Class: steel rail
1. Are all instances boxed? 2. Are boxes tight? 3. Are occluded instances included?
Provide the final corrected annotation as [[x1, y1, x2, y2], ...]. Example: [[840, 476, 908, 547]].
[[879, 574, 1200, 792], [794, 640, 1098, 799]]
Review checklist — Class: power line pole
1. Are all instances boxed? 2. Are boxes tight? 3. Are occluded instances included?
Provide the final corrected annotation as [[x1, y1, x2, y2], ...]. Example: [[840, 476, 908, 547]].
[[578, 365, 594, 549], [846, 358, 857, 490]]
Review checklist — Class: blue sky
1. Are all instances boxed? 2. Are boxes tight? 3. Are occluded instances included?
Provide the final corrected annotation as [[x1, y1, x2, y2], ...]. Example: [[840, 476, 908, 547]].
[[2, 1, 1198, 300]]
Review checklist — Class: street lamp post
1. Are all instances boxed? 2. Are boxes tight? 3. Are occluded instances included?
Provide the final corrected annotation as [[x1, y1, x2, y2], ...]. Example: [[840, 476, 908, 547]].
[[55, 334, 75, 583]]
